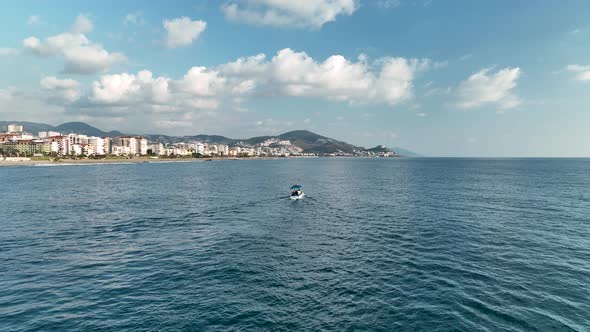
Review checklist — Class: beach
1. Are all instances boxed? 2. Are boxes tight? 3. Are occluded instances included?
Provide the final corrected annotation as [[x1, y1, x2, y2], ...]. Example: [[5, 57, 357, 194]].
[[0, 157, 218, 167]]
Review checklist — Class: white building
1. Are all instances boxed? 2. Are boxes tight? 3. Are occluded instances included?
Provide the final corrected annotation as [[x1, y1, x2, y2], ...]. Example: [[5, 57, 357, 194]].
[[218, 144, 229, 156], [111, 145, 132, 156], [88, 137, 110, 155], [138, 138, 148, 155], [38, 131, 61, 138], [7, 124, 23, 133], [195, 142, 206, 155], [16, 133, 35, 140], [70, 144, 83, 156], [149, 143, 165, 156], [48, 136, 69, 155]]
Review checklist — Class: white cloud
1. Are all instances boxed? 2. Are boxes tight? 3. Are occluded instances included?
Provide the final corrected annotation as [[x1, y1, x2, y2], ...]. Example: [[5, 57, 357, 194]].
[[254, 118, 294, 134], [0, 48, 18, 56], [22, 15, 125, 74], [377, 0, 401, 8], [565, 64, 590, 81], [71, 14, 93, 34], [220, 48, 434, 105], [27, 15, 40, 25], [40, 76, 81, 102], [163, 17, 206, 48], [88, 69, 224, 112], [90, 48, 438, 110], [455, 67, 521, 110], [222, 0, 358, 29], [35, 48, 441, 134], [124, 12, 145, 25], [174, 67, 225, 96]]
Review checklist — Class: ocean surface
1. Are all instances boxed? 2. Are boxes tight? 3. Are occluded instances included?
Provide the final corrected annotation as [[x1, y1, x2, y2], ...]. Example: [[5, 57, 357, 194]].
[[1, 158, 589, 331]]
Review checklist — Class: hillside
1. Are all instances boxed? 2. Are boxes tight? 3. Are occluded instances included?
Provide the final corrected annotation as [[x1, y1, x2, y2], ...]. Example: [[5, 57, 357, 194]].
[[0, 121, 125, 137], [363, 145, 392, 153], [392, 147, 423, 157], [278, 130, 361, 154]]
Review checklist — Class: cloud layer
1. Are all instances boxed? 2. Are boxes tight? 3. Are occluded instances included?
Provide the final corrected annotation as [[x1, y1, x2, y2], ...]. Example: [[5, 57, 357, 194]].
[[455, 67, 521, 110], [222, 0, 358, 29], [49, 48, 437, 130], [22, 15, 126, 74], [565, 64, 590, 81], [219, 48, 437, 105], [40, 76, 81, 102]]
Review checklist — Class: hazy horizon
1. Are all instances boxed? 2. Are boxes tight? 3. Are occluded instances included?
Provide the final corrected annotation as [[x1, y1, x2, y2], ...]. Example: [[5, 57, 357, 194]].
[[1, 1, 589, 157]]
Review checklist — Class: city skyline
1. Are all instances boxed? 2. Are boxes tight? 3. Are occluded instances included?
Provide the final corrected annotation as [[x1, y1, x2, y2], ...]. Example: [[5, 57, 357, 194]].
[[1, 1, 590, 157]]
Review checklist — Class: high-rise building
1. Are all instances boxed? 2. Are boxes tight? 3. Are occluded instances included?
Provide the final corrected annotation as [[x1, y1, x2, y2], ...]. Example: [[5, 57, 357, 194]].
[[7, 124, 23, 133], [138, 137, 148, 155], [38, 131, 61, 138]]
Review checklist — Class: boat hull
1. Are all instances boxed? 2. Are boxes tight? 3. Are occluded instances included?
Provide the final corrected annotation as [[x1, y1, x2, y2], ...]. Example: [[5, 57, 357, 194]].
[[290, 193, 305, 200]]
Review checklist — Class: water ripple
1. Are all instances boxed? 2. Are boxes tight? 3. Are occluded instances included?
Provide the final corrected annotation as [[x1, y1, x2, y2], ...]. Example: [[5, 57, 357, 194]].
[[1, 158, 590, 331]]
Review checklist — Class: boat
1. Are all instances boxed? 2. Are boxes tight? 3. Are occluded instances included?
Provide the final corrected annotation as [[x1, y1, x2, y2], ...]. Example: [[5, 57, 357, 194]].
[[289, 184, 304, 200]]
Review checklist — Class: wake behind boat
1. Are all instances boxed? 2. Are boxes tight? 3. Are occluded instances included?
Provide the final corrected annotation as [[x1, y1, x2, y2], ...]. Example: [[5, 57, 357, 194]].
[[290, 184, 304, 200]]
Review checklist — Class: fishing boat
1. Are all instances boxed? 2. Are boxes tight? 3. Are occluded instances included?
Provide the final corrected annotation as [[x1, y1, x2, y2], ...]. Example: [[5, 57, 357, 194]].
[[290, 184, 304, 200]]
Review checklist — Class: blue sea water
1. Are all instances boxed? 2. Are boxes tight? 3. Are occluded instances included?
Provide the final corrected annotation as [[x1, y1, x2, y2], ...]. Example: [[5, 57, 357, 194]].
[[1, 158, 589, 331]]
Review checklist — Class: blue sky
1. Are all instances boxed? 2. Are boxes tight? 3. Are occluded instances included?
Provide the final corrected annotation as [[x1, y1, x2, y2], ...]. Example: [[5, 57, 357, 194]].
[[1, 0, 589, 156]]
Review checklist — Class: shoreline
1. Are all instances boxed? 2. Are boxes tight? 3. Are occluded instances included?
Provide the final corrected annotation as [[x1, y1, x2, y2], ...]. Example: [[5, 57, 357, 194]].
[[0, 156, 321, 167]]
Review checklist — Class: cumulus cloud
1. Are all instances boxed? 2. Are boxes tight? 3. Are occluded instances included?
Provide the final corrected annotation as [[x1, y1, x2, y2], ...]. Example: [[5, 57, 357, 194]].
[[565, 64, 590, 81], [163, 17, 206, 48], [22, 15, 125, 74], [82, 48, 434, 112], [220, 48, 435, 105], [221, 0, 358, 29], [455, 67, 521, 110], [88, 69, 225, 112], [37, 48, 440, 134], [71, 14, 93, 34], [40, 76, 81, 102], [174, 67, 225, 96]]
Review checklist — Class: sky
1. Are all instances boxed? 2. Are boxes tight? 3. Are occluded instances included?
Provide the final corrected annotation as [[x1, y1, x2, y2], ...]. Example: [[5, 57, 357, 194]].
[[0, 0, 589, 157]]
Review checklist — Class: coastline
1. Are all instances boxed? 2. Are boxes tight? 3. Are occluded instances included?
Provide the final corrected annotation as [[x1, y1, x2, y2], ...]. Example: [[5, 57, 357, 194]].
[[0, 157, 216, 167], [0, 156, 321, 167]]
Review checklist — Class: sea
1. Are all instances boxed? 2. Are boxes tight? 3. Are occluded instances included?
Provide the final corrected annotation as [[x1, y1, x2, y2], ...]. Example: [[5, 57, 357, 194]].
[[1, 158, 589, 331]]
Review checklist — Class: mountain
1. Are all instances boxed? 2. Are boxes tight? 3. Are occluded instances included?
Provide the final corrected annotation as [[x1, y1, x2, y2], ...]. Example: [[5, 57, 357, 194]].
[[145, 130, 361, 154], [54, 122, 125, 137], [278, 130, 361, 154], [363, 145, 392, 153], [0, 121, 124, 137], [0, 121, 55, 134], [392, 147, 423, 157], [142, 134, 236, 145]]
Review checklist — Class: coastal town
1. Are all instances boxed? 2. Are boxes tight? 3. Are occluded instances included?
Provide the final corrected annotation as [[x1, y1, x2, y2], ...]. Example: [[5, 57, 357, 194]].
[[0, 123, 398, 161]]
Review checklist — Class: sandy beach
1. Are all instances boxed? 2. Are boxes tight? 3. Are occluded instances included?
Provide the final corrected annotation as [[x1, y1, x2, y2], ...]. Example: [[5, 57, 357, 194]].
[[0, 157, 232, 167]]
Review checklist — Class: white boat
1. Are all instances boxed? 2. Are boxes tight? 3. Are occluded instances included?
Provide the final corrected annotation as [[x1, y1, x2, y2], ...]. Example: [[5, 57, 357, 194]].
[[289, 184, 305, 200]]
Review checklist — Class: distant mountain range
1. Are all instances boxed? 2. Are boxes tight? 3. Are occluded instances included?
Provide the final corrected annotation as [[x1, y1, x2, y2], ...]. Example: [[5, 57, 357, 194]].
[[0, 121, 422, 156], [0, 121, 125, 138], [144, 130, 362, 154]]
